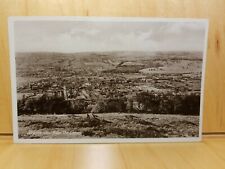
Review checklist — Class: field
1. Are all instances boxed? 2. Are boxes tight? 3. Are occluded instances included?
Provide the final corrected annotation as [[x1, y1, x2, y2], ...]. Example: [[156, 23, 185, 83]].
[[18, 113, 199, 139]]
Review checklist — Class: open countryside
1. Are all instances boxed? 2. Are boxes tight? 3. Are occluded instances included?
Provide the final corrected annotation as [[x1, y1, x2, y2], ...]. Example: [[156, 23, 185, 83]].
[[16, 51, 202, 139]]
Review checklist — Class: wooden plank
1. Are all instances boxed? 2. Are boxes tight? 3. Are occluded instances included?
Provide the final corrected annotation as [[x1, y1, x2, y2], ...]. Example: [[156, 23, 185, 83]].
[[0, 136, 225, 169], [0, 0, 225, 133]]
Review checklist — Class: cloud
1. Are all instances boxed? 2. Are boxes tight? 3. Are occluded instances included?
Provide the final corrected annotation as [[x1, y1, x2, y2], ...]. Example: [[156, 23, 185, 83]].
[[14, 20, 206, 53]]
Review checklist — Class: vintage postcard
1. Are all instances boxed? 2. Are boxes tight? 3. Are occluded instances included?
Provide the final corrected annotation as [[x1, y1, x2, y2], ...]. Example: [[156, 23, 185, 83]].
[[8, 17, 208, 143]]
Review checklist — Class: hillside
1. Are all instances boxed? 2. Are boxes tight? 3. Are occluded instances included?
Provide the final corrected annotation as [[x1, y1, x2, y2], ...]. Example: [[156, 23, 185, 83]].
[[16, 51, 203, 77]]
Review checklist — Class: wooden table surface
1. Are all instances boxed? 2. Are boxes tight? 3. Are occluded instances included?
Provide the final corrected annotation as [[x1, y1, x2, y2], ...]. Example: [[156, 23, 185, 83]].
[[1, 0, 225, 134], [0, 135, 225, 169]]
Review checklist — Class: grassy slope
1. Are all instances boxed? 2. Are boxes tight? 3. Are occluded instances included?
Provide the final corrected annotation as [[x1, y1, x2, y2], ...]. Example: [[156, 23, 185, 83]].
[[18, 113, 199, 139]]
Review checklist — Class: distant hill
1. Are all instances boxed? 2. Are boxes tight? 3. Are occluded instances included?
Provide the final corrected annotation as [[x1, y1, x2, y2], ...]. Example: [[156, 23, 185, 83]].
[[16, 51, 203, 61], [16, 51, 203, 76]]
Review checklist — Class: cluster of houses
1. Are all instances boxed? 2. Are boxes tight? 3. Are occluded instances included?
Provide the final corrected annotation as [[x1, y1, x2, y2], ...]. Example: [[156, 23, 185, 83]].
[[18, 69, 201, 102]]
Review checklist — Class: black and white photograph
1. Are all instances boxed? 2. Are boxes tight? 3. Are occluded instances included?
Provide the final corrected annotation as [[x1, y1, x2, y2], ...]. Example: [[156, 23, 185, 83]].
[[9, 17, 208, 143]]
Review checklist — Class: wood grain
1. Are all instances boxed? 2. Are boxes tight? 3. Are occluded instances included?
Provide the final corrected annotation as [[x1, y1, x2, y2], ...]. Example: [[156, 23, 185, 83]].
[[0, 135, 225, 169], [0, 0, 225, 133]]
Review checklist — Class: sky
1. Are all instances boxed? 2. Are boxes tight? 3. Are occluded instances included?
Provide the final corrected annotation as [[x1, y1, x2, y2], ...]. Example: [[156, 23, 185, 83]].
[[14, 19, 207, 53]]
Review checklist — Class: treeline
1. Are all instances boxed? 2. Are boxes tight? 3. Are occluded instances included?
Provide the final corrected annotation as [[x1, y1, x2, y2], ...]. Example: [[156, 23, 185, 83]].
[[136, 92, 200, 115], [17, 92, 200, 115], [18, 96, 86, 115]]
